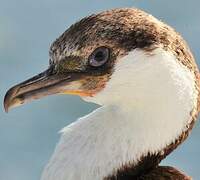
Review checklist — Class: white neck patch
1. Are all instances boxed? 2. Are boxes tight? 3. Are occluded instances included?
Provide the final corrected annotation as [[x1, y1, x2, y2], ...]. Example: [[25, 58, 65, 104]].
[[41, 47, 198, 180]]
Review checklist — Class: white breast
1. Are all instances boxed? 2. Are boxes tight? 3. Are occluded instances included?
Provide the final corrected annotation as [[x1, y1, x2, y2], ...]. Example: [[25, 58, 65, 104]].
[[41, 47, 198, 180]]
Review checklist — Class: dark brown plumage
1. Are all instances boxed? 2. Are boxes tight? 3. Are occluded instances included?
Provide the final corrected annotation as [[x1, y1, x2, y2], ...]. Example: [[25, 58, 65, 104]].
[[105, 166, 191, 180]]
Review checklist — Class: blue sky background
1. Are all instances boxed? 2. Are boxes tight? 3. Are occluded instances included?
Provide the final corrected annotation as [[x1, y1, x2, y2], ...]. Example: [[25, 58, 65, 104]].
[[0, 0, 200, 179]]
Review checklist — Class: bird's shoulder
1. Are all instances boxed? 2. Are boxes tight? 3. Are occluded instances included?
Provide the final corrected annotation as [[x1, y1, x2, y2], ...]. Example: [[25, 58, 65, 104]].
[[105, 166, 191, 180], [138, 166, 192, 180]]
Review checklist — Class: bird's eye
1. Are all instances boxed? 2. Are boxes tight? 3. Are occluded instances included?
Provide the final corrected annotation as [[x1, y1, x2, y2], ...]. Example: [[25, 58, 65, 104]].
[[89, 47, 110, 67]]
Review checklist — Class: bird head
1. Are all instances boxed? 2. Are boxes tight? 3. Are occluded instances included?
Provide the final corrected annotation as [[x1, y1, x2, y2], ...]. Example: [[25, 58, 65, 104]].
[[3, 9, 153, 111], [4, 8, 198, 112]]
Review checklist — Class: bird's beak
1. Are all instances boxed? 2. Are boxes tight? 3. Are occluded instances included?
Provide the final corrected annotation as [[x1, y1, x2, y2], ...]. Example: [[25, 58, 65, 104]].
[[4, 67, 88, 112]]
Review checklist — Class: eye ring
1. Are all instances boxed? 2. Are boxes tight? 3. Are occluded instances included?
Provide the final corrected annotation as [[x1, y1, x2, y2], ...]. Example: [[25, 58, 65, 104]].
[[88, 47, 110, 67]]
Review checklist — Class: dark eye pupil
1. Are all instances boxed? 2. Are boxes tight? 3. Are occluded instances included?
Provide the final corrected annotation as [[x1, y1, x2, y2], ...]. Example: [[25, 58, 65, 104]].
[[95, 51, 105, 62], [89, 47, 110, 67]]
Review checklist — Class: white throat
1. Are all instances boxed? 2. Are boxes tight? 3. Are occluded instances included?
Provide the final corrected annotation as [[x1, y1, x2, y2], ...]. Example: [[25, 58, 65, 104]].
[[41, 47, 197, 180]]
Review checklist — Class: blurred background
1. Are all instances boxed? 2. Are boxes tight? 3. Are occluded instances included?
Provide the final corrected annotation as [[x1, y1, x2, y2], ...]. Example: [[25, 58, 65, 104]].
[[0, 0, 200, 179]]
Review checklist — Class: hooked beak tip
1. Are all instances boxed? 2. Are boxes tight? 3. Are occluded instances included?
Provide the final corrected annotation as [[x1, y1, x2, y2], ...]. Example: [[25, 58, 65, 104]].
[[4, 95, 11, 113], [4, 85, 21, 113], [4, 104, 9, 113]]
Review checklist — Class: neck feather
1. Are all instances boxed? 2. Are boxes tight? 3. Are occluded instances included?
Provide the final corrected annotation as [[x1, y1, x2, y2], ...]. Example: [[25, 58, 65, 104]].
[[41, 47, 197, 180]]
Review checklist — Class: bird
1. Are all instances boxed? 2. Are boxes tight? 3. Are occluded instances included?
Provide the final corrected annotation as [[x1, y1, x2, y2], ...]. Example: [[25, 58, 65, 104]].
[[4, 8, 200, 180]]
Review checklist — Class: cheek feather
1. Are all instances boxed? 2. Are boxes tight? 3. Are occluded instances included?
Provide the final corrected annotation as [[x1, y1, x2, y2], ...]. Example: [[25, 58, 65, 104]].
[[81, 75, 110, 96]]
